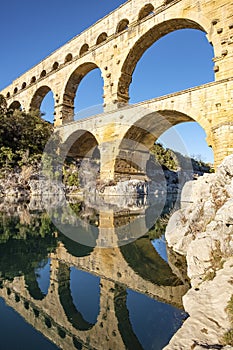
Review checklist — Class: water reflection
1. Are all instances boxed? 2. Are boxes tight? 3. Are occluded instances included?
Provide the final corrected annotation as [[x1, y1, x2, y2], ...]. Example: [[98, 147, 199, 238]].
[[0, 202, 189, 349]]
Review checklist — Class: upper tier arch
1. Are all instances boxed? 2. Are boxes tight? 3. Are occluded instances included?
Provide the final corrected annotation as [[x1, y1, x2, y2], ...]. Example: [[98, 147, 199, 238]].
[[117, 18, 210, 103]]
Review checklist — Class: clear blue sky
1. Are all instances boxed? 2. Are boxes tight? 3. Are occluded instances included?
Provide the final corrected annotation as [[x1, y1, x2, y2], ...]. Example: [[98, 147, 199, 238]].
[[0, 0, 215, 163]]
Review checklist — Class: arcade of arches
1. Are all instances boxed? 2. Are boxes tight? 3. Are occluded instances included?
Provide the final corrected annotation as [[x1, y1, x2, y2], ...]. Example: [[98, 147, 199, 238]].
[[1, 0, 233, 170]]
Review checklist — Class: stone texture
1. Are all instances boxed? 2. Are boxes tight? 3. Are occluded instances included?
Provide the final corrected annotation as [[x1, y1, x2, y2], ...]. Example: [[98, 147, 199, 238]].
[[164, 154, 233, 349]]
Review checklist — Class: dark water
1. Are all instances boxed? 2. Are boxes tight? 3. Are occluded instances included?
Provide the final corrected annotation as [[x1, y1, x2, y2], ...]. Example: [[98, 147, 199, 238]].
[[0, 204, 189, 350]]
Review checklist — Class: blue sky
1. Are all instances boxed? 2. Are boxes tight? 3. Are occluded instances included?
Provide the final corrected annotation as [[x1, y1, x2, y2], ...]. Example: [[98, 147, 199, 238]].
[[0, 0, 215, 163]]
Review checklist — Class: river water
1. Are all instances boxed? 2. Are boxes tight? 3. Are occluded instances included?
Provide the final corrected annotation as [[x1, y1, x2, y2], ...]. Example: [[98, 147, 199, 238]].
[[0, 200, 189, 350]]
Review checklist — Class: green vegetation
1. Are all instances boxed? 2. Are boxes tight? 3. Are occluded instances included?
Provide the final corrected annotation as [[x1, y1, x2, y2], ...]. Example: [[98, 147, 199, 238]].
[[0, 95, 53, 170], [150, 142, 213, 172]]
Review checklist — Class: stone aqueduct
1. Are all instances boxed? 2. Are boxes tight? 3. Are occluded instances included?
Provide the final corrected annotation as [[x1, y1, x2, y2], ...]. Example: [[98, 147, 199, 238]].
[[1, 0, 233, 173]]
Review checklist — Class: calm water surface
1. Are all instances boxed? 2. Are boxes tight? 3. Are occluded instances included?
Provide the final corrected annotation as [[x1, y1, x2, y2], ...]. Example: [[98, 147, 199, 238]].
[[0, 202, 188, 350]]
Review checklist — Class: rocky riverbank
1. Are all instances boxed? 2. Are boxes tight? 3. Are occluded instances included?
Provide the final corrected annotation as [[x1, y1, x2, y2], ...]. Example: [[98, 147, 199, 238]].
[[164, 155, 233, 349]]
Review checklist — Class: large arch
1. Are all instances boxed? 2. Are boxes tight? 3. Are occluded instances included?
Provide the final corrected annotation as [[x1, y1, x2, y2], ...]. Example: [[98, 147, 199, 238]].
[[61, 62, 102, 122], [114, 108, 212, 179], [117, 18, 212, 103], [62, 129, 100, 190], [114, 110, 193, 177]]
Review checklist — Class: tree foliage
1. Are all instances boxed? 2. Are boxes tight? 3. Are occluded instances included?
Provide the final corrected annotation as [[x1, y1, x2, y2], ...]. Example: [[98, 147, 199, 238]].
[[0, 95, 53, 168]]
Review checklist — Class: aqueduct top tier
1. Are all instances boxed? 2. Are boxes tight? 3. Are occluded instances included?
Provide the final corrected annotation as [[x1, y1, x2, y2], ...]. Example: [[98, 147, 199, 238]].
[[1, 0, 233, 127]]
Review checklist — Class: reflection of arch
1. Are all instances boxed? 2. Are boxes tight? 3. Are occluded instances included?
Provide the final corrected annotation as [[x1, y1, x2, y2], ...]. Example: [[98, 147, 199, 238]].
[[120, 236, 182, 285], [114, 284, 143, 350], [138, 4, 154, 21], [30, 85, 53, 111], [25, 271, 47, 300], [79, 44, 89, 57], [96, 32, 107, 45], [62, 62, 100, 121], [118, 19, 209, 102], [58, 262, 98, 331], [59, 232, 95, 257], [9, 101, 21, 111], [116, 19, 129, 33]]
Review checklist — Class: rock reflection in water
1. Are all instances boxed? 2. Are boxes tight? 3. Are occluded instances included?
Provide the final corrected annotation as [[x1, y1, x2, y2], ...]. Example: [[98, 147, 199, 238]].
[[0, 202, 189, 350]]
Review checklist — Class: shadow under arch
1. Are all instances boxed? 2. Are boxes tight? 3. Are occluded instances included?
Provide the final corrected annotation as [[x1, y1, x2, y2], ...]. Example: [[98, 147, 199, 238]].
[[117, 18, 213, 103], [61, 62, 102, 122], [57, 261, 99, 331]]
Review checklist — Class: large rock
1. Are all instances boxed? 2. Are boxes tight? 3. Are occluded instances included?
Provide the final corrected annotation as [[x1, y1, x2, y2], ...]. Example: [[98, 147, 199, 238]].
[[164, 154, 233, 349]]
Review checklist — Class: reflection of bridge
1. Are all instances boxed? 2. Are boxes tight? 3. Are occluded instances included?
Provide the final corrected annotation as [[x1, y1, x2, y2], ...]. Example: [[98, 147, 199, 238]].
[[1, 0, 233, 168], [0, 234, 188, 350]]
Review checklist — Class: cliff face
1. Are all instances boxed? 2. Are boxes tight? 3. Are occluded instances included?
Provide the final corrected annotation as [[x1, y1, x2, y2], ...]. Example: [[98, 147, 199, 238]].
[[164, 155, 233, 349]]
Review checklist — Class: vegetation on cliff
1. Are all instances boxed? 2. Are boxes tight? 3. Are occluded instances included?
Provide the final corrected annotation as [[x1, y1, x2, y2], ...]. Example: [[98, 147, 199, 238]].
[[150, 142, 213, 173]]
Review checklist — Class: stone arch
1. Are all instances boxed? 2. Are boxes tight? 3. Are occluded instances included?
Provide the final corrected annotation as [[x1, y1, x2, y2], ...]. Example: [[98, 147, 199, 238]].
[[114, 108, 211, 178], [6, 92, 10, 98], [116, 19, 129, 33], [138, 3, 154, 21], [62, 128, 100, 191], [30, 85, 53, 111], [79, 44, 89, 57], [61, 62, 101, 122], [96, 32, 108, 45], [8, 100, 22, 111], [30, 76, 36, 84], [13, 87, 18, 94], [64, 129, 100, 159], [52, 61, 59, 70], [40, 70, 46, 78], [65, 53, 73, 63], [21, 82, 27, 90], [117, 18, 210, 103]]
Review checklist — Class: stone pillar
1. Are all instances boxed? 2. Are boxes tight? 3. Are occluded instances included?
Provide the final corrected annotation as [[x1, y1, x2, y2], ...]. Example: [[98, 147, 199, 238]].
[[54, 103, 74, 127], [211, 122, 233, 168]]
